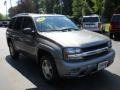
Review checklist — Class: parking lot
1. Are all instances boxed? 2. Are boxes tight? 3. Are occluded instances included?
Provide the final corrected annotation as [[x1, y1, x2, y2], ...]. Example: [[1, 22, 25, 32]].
[[0, 28, 120, 90]]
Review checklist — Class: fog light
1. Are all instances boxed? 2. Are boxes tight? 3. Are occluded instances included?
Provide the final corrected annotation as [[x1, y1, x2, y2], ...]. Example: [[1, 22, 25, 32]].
[[69, 68, 80, 76]]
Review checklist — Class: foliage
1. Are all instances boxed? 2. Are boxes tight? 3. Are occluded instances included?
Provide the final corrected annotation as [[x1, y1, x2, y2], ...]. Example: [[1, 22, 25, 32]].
[[72, 0, 84, 18], [8, 0, 120, 21], [8, 0, 36, 17], [0, 13, 5, 20], [103, 0, 120, 21], [72, 0, 105, 18], [62, 0, 73, 15]]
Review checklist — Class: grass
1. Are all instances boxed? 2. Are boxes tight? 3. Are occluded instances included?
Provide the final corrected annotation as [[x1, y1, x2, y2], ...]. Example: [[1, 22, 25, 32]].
[[104, 23, 110, 32]]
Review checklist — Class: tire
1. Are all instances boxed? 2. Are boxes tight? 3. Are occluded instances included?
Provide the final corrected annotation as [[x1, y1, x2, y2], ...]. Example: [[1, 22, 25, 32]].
[[40, 55, 59, 82], [9, 42, 19, 59], [115, 34, 119, 39], [110, 33, 113, 39]]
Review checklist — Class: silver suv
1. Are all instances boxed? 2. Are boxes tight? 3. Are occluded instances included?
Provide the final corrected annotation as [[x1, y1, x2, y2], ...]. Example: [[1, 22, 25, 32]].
[[82, 14, 103, 32], [6, 13, 115, 82]]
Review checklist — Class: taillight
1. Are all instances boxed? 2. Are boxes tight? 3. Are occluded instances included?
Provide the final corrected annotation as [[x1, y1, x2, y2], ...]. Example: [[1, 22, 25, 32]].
[[109, 24, 112, 31], [98, 23, 101, 28]]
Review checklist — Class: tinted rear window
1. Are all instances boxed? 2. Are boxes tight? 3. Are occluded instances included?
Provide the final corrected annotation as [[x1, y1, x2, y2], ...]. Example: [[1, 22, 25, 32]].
[[14, 17, 23, 30], [83, 17, 99, 22], [8, 18, 16, 29], [112, 15, 120, 22]]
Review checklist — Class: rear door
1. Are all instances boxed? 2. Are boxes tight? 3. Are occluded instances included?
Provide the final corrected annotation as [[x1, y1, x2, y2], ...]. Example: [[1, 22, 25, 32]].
[[13, 17, 24, 50], [83, 17, 98, 28], [111, 15, 120, 29], [7, 17, 24, 50]]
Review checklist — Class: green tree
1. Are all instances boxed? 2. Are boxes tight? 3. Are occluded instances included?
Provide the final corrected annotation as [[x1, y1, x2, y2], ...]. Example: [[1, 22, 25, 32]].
[[0, 13, 5, 20], [17, 0, 36, 13], [39, 0, 46, 13], [72, 0, 84, 18], [72, 0, 105, 18], [92, 0, 105, 15], [62, 0, 73, 15], [103, 0, 112, 21], [8, 0, 36, 17], [33, 0, 58, 14], [8, 6, 18, 18], [32, 0, 40, 13], [103, 0, 120, 21]]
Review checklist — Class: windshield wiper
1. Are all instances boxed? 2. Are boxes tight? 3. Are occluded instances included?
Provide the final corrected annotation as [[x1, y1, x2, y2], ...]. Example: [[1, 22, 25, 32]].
[[40, 30, 63, 32], [40, 28, 79, 32], [60, 28, 79, 32]]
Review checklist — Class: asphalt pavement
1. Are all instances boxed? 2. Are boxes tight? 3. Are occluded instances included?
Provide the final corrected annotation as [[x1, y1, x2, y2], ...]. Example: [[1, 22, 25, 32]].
[[0, 28, 120, 90]]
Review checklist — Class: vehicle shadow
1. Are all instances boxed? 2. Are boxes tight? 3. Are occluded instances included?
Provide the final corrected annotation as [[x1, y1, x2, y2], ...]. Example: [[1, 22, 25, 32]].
[[103, 32, 120, 41], [113, 38, 120, 41], [6, 55, 120, 90]]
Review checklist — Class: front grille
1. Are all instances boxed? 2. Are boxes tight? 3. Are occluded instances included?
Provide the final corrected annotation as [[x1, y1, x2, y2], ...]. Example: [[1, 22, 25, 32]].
[[79, 43, 109, 61], [83, 51, 108, 60], [82, 43, 108, 52]]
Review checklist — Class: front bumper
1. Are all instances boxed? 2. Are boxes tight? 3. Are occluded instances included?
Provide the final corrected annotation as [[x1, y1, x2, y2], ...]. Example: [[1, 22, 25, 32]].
[[84, 28, 102, 32], [56, 49, 115, 77]]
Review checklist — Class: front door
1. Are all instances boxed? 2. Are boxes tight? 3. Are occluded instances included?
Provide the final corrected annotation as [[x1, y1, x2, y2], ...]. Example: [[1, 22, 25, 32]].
[[20, 17, 36, 56]]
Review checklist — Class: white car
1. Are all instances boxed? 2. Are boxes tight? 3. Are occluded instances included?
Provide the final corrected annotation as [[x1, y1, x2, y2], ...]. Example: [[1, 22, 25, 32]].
[[82, 14, 103, 33]]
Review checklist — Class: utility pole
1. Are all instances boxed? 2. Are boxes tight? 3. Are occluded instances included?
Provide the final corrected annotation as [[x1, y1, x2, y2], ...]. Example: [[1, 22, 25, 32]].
[[6, 2, 7, 19], [4, 0, 7, 19], [58, 0, 64, 14], [10, 0, 12, 8]]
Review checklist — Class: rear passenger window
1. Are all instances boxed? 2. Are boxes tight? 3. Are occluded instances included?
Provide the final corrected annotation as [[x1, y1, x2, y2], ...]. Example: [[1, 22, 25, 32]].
[[112, 15, 120, 22], [14, 17, 23, 30], [8, 18, 16, 29], [22, 17, 35, 30]]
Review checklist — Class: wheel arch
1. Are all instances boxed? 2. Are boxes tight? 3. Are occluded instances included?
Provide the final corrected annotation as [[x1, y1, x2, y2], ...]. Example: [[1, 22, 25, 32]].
[[37, 48, 55, 64], [7, 38, 12, 46]]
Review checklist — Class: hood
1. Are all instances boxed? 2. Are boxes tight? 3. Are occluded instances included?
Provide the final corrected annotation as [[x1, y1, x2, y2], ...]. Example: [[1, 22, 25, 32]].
[[39, 30, 110, 47]]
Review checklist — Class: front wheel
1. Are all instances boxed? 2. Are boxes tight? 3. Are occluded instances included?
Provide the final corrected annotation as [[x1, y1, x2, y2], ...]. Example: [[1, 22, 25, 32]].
[[40, 55, 59, 82], [9, 42, 19, 59]]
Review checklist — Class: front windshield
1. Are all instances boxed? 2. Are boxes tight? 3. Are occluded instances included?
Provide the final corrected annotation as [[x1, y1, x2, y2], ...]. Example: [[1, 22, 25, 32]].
[[35, 16, 79, 32]]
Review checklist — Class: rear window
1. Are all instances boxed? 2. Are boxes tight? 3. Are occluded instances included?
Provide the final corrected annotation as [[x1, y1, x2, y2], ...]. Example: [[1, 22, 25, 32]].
[[111, 15, 120, 22], [8, 18, 16, 29], [83, 17, 99, 22], [14, 17, 23, 30]]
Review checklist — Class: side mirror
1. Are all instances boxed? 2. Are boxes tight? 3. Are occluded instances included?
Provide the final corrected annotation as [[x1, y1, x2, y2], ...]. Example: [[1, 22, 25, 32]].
[[23, 28, 34, 34]]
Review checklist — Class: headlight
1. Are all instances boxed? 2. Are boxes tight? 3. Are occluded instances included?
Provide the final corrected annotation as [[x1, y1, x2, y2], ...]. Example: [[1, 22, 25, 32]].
[[64, 48, 82, 54], [63, 47, 82, 60], [108, 41, 112, 48]]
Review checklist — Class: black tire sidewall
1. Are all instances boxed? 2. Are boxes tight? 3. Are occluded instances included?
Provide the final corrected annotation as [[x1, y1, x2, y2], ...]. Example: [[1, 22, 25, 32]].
[[9, 42, 19, 59], [110, 33, 113, 39], [40, 55, 59, 82]]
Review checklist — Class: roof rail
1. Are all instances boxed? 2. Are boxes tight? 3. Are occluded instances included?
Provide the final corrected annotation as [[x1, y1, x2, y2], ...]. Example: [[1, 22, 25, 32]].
[[15, 13, 29, 16]]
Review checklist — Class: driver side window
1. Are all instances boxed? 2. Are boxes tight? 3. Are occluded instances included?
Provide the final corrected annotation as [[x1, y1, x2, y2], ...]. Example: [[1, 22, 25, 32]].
[[22, 17, 35, 30]]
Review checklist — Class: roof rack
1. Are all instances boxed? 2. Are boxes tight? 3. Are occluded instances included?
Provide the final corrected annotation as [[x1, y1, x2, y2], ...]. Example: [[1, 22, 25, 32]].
[[15, 13, 29, 16]]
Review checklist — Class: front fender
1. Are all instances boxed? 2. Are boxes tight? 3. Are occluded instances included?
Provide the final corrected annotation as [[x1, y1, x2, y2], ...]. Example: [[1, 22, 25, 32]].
[[36, 42, 63, 60]]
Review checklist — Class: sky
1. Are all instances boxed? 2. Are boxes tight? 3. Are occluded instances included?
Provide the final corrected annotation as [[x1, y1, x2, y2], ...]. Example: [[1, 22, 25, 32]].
[[0, 0, 18, 15]]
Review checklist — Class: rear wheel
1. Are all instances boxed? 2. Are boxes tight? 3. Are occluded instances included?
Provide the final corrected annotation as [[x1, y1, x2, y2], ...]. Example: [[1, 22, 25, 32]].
[[114, 33, 119, 39], [40, 55, 59, 82], [110, 33, 113, 39], [9, 42, 19, 59]]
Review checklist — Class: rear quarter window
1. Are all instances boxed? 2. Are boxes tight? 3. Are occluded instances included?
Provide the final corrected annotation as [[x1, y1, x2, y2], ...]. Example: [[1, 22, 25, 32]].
[[83, 17, 99, 22], [8, 18, 16, 29], [111, 15, 120, 22], [14, 17, 24, 30]]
